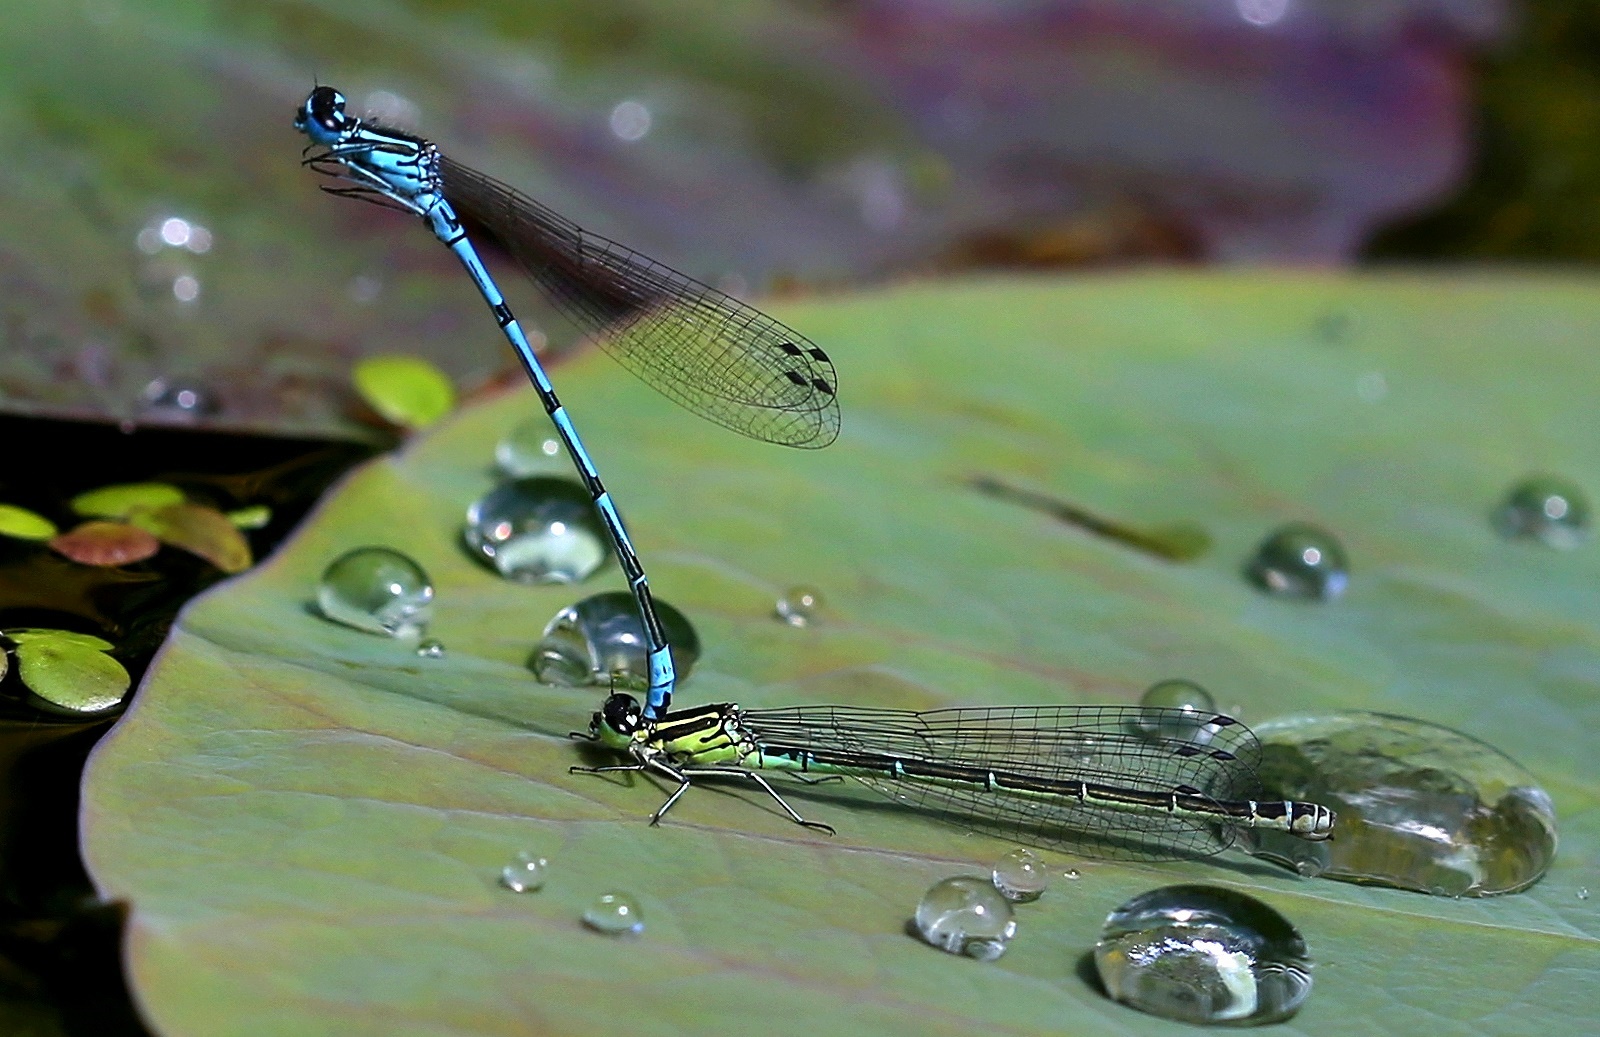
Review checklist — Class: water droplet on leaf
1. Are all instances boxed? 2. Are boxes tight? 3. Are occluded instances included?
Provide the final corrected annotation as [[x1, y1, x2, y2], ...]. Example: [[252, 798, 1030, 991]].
[[463, 478, 608, 583], [531, 591, 698, 687], [317, 547, 434, 637], [494, 418, 565, 478], [583, 892, 643, 935], [913, 877, 1017, 961], [991, 848, 1049, 902], [1136, 679, 1220, 743], [1245, 523, 1348, 600], [774, 585, 823, 627], [1494, 476, 1589, 549], [499, 852, 548, 893]]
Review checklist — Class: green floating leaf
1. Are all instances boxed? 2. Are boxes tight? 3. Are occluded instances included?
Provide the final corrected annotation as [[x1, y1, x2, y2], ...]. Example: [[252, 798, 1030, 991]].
[[13, 628, 129, 713], [353, 354, 457, 429], [129, 503, 252, 574], [225, 504, 272, 530], [82, 277, 1600, 1037], [0, 502, 57, 541], [48, 520, 161, 566], [70, 481, 185, 519]]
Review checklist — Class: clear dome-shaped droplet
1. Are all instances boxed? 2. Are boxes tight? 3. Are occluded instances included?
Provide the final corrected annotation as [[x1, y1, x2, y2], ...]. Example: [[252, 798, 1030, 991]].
[[1240, 711, 1557, 896], [416, 638, 445, 658], [463, 477, 609, 583], [499, 852, 548, 893], [1494, 476, 1589, 549], [317, 547, 434, 637], [1245, 523, 1348, 601], [583, 892, 643, 936], [913, 876, 1017, 961], [1096, 885, 1312, 1025], [531, 591, 699, 687], [774, 585, 823, 627], [494, 417, 566, 478], [1135, 679, 1220, 744], [991, 848, 1049, 902]]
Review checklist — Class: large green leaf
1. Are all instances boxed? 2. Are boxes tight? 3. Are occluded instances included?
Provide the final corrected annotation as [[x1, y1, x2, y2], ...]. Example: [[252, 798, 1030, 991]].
[[83, 275, 1599, 1036]]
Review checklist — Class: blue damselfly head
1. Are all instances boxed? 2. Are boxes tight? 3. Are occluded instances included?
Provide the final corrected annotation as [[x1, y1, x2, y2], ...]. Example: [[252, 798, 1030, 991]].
[[295, 86, 353, 143]]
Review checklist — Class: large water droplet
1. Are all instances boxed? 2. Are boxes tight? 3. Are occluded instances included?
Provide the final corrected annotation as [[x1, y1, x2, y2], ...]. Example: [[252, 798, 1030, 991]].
[[1494, 476, 1589, 549], [1245, 523, 1348, 600], [317, 547, 434, 637], [912, 876, 1017, 961], [774, 585, 823, 627], [1239, 711, 1556, 896], [991, 848, 1049, 902], [583, 892, 643, 935], [1096, 885, 1312, 1025], [530, 591, 699, 687], [1135, 679, 1220, 743], [499, 852, 548, 893], [494, 418, 566, 478], [463, 477, 609, 583]]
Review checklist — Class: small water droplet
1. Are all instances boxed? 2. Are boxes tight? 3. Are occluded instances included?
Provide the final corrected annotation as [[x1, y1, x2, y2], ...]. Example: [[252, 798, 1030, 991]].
[[494, 418, 566, 478], [463, 477, 609, 583], [1135, 679, 1220, 743], [1494, 476, 1590, 549], [1245, 523, 1348, 601], [913, 877, 1017, 961], [416, 638, 445, 658], [531, 591, 700, 687], [316, 547, 434, 637], [499, 852, 548, 893], [1578, 887, 1590, 901], [1063, 868, 1081, 880], [774, 585, 823, 627], [1242, 711, 1557, 896], [139, 376, 218, 419], [1095, 885, 1313, 1025], [583, 892, 643, 935], [991, 848, 1050, 902]]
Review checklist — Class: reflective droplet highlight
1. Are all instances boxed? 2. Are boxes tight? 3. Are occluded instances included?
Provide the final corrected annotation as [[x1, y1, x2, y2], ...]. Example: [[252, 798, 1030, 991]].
[[1579, 888, 1590, 901], [139, 376, 218, 419], [316, 547, 434, 637], [913, 876, 1017, 961], [499, 852, 548, 893], [1494, 476, 1589, 549], [494, 418, 565, 478], [583, 892, 643, 935], [531, 591, 699, 688], [1063, 868, 1081, 880], [1241, 711, 1557, 896], [774, 585, 822, 627], [1245, 523, 1348, 600], [991, 848, 1049, 902], [1136, 679, 1220, 743], [416, 639, 445, 658], [463, 477, 609, 583], [1096, 885, 1311, 1025]]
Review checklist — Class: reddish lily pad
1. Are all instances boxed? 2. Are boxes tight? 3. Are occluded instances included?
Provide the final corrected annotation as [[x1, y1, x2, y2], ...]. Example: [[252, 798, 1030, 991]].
[[48, 521, 161, 567]]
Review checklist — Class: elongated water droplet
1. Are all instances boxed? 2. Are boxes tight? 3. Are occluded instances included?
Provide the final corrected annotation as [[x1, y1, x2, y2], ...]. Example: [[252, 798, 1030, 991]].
[[583, 892, 643, 935], [531, 591, 699, 688], [1241, 711, 1556, 896], [1063, 868, 1081, 880], [499, 852, 547, 893], [494, 418, 565, 478], [1494, 476, 1589, 549], [1135, 679, 1220, 743], [774, 585, 823, 627], [416, 638, 445, 659], [913, 877, 1017, 961], [1096, 885, 1312, 1025], [991, 848, 1049, 902], [463, 477, 609, 583], [316, 547, 434, 637], [1245, 523, 1348, 601]]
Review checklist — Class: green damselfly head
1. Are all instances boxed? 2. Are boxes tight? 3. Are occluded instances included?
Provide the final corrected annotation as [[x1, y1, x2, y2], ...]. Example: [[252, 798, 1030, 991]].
[[590, 692, 647, 748]]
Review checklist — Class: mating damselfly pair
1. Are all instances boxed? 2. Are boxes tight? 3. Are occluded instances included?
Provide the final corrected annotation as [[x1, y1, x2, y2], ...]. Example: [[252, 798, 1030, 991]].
[[573, 692, 1335, 862], [294, 86, 1335, 863], [295, 86, 839, 723]]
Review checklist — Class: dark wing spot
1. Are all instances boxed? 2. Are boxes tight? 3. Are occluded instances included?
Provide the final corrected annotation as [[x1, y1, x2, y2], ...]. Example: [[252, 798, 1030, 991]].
[[811, 378, 834, 395], [807, 347, 830, 362], [1172, 744, 1202, 757], [1209, 749, 1237, 762], [784, 370, 808, 387], [777, 342, 803, 356]]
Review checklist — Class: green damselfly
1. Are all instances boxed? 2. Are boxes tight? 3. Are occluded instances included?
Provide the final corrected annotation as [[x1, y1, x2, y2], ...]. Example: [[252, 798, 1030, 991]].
[[572, 693, 1334, 862]]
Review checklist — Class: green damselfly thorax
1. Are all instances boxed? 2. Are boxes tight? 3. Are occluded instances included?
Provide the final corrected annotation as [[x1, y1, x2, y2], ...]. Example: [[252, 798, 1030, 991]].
[[572, 693, 1335, 862]]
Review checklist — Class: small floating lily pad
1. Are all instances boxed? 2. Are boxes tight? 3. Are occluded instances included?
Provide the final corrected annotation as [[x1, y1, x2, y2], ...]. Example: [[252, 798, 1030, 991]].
[[49, 521, 162, 567], [130, 503, 253, 574], [0, 502, 57, 541], [8, 628, 129, 713], [70, 482, 186, 520], [225, 505, 273, 530], [353, 355, 456, 429]]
